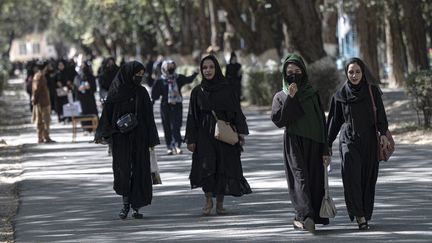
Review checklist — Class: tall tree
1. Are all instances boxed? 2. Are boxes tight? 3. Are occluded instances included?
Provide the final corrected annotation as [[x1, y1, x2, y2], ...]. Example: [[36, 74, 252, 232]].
[[273, 0, 327, 63], [355, 0, 380, 83], [400, 0, 429, 72], [385, 0, 406, 87], [208, 0, 221, 51], [178, 0, 195, 55], [219, 0, 275, 54], [197, 0, 211, 51], [322, 0, 339, 57]]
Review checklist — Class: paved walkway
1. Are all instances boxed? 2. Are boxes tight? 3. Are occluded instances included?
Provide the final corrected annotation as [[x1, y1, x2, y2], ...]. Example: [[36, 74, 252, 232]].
[[4, 78, 432, 242]]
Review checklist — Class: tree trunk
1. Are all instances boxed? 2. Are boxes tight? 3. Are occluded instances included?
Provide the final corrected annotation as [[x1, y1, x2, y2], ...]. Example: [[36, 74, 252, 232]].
[[3, 31, 15, 59], [147, 0, 170, 54], [178, 0, 194, 55], [400, 0, 429, 72], [208, 0, 220, 52], [274, 0, 327, 63], [223, 21, 240, 53], [356, 1, 380, 83], [322, 0, 338, 56], [385, 0, 406, 87], [197, 0, 210, 51], [159, 0, 177, 50], [219, 0, 274, 54]]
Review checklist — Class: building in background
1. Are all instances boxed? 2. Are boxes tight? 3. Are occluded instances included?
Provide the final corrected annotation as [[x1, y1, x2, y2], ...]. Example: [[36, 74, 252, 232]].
[[9, 32, 57, 62]]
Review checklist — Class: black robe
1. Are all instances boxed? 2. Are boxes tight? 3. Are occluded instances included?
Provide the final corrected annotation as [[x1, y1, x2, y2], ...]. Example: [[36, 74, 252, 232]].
[[185, 84, 252, 196], [96, 86, 160, 208], [327, 84, 388, 221], [225, 63, 242, 98], [271, 91, 329, 225], [76, 72, 98, 130]]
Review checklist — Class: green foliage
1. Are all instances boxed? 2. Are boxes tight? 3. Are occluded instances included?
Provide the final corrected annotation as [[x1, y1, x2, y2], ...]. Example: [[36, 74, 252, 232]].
[[307, 57, 342, 111], [244, 58, 342, 110], [0, 60, 11, 96], [405, 69, 432, 128], [0, 0, 52, 57], [244, 67, 280, 106]]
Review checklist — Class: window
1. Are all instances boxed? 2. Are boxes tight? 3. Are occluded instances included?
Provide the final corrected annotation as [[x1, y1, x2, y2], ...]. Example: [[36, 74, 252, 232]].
[[19, 43, 27, 55], [32, 43, 40, 54]]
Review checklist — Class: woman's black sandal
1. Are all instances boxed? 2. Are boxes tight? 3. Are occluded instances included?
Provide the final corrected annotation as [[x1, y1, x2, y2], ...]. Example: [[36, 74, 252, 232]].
[[132, 208, 143, 219], [356, 217, 369, 230], [119, 204, 130, 220]]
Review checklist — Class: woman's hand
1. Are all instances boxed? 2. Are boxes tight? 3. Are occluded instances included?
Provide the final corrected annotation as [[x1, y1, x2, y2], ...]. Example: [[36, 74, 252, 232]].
[[187, 143, 196, 152], [238, 135, 245, 146], [288, 83, 298, 98], [322, 155, 331, 167], [380, 135, 390, 148]]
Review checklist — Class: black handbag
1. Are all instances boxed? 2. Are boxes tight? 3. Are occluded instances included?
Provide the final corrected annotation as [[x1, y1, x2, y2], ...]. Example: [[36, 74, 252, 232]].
[[116, 95, 138, 134]]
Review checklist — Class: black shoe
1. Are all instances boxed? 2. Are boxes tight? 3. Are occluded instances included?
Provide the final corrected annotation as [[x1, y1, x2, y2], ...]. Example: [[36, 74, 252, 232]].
[[132, 208, 143, 219], [119, 204, 130, 219], [44, 138, 57, 144], [356, 216, 369, 230]]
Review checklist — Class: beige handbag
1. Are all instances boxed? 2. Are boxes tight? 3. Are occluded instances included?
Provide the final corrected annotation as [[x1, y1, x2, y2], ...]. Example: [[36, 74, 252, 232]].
[[319, 168, 337, 218], [212, 111, 239, 145]]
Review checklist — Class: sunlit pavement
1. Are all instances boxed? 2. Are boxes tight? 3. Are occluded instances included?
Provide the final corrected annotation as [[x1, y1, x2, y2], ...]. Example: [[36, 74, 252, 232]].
[[7, 78, 432, 242]]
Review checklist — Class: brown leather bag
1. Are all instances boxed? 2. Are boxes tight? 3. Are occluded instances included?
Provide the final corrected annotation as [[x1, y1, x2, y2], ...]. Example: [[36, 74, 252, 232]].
[[368, 85, 395, 161]]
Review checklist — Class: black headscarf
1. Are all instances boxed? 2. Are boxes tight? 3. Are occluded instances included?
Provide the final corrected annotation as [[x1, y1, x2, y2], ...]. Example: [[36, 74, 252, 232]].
[[105, 61, 145, 104], [335, 57, 379, 103], [199, 55, 237, 111], [200, 55, 229, 92]]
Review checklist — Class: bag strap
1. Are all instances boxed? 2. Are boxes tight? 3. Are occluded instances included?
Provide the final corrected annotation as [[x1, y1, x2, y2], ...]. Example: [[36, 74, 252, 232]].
[[368, 84, 378, 125], [211, 110, 218, 121], [368, 84, 382, 161]]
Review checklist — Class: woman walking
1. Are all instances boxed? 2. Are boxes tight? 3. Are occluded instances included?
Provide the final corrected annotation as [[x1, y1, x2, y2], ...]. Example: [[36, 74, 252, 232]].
[[185, 55, 252, 216], [271, 54, 330, 232], [95, 61, 160, 219], [327, 57, 390, 230]]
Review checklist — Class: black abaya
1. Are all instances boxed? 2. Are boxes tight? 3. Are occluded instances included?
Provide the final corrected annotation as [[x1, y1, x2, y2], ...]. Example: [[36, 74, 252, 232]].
[[95, 61, 160, 209], [327, 83, 388, 221], [271, 91, 329, 225]]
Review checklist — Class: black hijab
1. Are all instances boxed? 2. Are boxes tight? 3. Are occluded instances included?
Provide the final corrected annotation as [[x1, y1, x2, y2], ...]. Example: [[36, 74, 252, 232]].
[[200, 55, 229, 92], [105, 61, 145, 104], [335, 57, 376, 103], [199, 55, 237, 111]]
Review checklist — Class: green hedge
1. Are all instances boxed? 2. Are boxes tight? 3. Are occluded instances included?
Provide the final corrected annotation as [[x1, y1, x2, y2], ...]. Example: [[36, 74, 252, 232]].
[[244, 57, 342, 110], [405, 69, 432, 128], [0, 63, 9, 96]]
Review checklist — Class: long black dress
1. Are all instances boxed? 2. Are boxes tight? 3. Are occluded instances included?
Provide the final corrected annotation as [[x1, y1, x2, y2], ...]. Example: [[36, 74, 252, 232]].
[[327, 82, 388, 221], [76, 70, 98, 130], [271, 91, 329, 225], [96, 61, 160, 209], [185, 55, 251, 197]]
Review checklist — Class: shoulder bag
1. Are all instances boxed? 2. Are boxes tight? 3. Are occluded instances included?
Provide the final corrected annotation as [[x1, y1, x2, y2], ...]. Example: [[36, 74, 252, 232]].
[[116, 95, 138, 134], [212, 111, 239, 145], [368, 84, 395, 161]]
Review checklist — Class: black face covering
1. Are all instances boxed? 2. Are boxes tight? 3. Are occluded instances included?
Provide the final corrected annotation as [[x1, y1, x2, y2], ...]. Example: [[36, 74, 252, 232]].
[[133, 75, 143, 85], [167, 68, 175, 75], [286, 73, 303, 84]]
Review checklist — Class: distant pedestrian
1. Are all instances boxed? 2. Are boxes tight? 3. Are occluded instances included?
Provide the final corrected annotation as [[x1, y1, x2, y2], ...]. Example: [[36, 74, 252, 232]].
[[31, 61, 56, 143], [151, 59, 198, 155], [75, 60, 98, 131], [185, 55, 251, 216], [271, 54, 330, 232], [225, 51, 243, 100], [97, 57, 119, 101], [95, 61, 160, 220], [55, 59, 77, 122], [327, 57, 390, 230]]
